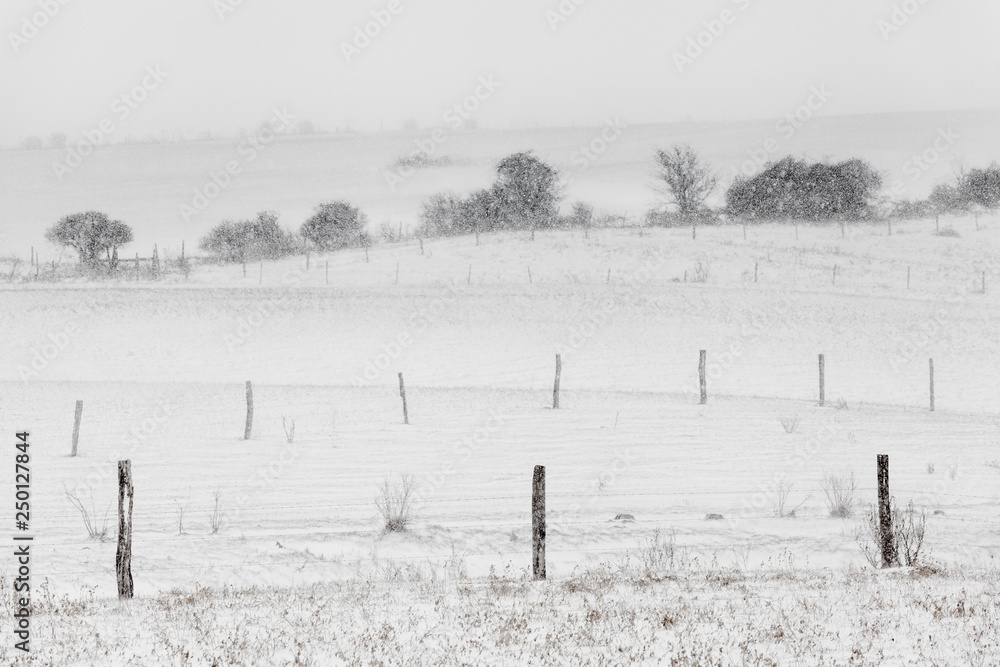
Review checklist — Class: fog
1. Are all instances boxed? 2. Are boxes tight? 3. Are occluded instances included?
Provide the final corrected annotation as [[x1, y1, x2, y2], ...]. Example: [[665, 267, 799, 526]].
[[3, 0, 999, 145]]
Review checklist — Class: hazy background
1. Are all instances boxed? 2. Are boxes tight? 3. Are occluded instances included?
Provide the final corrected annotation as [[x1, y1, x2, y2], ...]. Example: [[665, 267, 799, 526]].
[[3, 0, 1000, 143], [2, 0, 1000, 254]]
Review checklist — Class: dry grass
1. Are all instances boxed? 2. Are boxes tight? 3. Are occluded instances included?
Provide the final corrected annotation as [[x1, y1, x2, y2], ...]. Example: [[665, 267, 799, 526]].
[[2, 561, 997, 665]]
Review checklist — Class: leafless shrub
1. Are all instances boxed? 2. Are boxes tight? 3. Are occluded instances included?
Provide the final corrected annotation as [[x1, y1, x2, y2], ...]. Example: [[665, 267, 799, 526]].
[[209, 491, 224, 534], [691, 261, 711, 283], [375, 474, 416, 533], [926, 462, 935, 474], [636, 528, 676, 575], [774, 480, 809, 518], [933, 227, 960, 238], [833, 397, 849, 410], [64, 488, 111, 541], [282, 417, 296, 444], [985, 459, 1000, 472], [780, 415, 800, 434], [856, 498, 927, 568], [948, 463, 959, 481], [821, 470, 857, 517]]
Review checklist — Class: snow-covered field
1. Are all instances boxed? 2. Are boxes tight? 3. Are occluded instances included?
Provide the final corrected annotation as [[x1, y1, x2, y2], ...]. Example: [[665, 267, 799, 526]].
[[2, 220, 1000, 663]]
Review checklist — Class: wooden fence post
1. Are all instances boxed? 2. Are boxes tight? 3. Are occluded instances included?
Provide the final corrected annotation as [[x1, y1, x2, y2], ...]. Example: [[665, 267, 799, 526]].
[[832, 264, 837, 286], [532, 465, 546, 581], [877, 454, 895, 568], [325, 261, 329, 285], [692, 223, 696, 240], [929, 358, 935, 412], [818, 354, 825, 407], [699, 350, 707, 405], [116, 460, 134, 599], [244, 381, 253, 440], [552, 354, 562, 409], [754, 261, 758, 283], [907, 266, 911, 290], [395, 262, 400, 285], [71, 400, 83, 457], [467, 264, 472, 285], [528, 266, 533, 284], [259, 261, 263, 285], [398, 372, 409, 425]]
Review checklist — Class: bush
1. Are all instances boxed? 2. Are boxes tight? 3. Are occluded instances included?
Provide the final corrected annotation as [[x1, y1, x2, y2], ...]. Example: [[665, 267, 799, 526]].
[[567, 201, 594, 229], [958, 164, 1000, 211], [45, 211, 133, 270], [418, 152, 563, 237], [419, 192, 467, 237], [300, 201, 370, 251], [726, 156, 882, 223], [856, 498, 926, 568], [653, 144, 717, 218], [492, 151, 562, 230], [375, 475, 416, 533], [821, 470, 857, 517], [200, 211, 296, 264]]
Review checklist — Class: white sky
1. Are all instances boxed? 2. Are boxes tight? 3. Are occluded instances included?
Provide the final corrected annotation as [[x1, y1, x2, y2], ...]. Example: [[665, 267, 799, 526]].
[[2, 0, 999, 144]]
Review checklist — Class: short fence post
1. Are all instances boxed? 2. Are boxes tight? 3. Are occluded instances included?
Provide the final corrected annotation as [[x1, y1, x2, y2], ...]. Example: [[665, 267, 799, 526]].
[[832, 264, 837, 286], [818, 354, 825, 407], [395, 262, 399, 285], [116, 460, 134, 599], [907, 266, 911, 290], [244, 381, 253, 440], [528, 266, 533, 284], [325, 261, 329, 285], [754, 261, 758, 283], [398, 372, 409, 425], [699, 350, 707, 405], [71, 400, 83, 457], [929, 358, 935, 412], [532, 465, 546, 581], [877, 454, 895, 568], [552, 354, 561, 409], [467, 264, 472, 285]]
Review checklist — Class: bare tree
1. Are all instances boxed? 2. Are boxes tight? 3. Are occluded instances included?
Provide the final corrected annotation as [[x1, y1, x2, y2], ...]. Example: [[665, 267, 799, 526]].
[[653, 144, 717, 218]]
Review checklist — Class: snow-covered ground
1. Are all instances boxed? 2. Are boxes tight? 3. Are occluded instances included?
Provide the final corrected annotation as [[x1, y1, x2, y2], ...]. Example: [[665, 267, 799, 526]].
[[1, 220, 998, 606]]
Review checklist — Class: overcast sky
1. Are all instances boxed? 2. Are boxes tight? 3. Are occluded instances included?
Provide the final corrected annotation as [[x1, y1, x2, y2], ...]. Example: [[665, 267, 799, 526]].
[[2, 0, 999, 145]]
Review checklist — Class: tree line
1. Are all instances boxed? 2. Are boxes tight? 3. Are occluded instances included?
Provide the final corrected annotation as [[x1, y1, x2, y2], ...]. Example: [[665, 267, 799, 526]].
[[41, 146, 1000, 272]]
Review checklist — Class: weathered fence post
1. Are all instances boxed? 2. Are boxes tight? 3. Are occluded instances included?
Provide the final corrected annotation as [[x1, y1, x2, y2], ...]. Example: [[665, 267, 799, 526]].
[[832, 264, 837, 286], [877, 454, 895, 568], [692, 223, 696, 240], [71, 400, 83, 456], [116, 460, 134, 599], [699, 350, 707, 405], [754, 261, 758, 283], [419, 238, 424, 255], [552, 354, 562, 409], [325, 261, 329, 285], [532, 465, 546, 581], [467, 264, 472, 285], [395, 262, 400, 285], [244, 381, 253, 440], [818, 354, 825, 407], [907, 266, 911, 290], [929, 358, 935, 412], [259, 260, 263, 285], [527, 266, 533, 284], [398, 372, 409, 425]]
